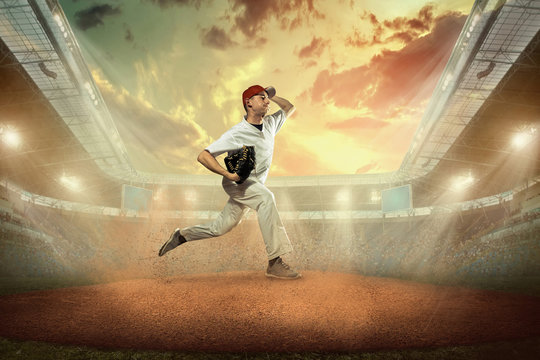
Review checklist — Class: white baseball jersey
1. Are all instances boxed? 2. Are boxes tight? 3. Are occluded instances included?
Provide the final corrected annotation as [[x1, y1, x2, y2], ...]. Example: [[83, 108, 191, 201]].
[[205, 109, 287, 184]]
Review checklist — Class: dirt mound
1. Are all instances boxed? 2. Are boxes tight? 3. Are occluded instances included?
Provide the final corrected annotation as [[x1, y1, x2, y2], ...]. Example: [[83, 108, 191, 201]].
[[1, 271, 540, 353]]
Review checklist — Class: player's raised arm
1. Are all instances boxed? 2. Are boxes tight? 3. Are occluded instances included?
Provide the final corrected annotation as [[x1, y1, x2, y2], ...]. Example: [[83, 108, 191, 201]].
[[270, 95, 295, 117]]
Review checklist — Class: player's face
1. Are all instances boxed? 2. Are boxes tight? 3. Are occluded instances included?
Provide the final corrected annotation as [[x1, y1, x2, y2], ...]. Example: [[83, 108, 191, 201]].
[[248, 91, 270, 115]]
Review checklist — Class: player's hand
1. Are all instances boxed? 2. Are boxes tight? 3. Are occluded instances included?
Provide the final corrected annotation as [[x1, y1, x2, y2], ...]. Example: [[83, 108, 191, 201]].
[[265, 86, 276, 99], [226, 172, 242, 182]]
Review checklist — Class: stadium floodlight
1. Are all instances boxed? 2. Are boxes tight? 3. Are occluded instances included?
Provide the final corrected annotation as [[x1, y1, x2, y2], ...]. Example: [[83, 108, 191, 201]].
[[512, 128, 536, 150], [442, 73, 453, 91], [451, 174, 475, 191], [185, 190, 197, 202], [370, 190, 381, 203], [336, 188, 351, 203], [153, 188, 162, 201], [60, 175, 81, 192], [53, 14, 62, 26], [1, 128, 21, 148], [83, 82, 99, 106]]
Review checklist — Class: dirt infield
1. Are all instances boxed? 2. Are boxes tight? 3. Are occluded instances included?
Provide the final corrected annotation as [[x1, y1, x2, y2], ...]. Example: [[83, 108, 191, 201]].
[[1, 271, 540, 353]]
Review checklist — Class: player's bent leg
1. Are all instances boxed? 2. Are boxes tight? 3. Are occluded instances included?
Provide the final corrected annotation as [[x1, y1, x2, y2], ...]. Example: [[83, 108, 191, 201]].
[[178, 198, 246, 241], [253, 186, 293, 259], [225, 180, 300, 278], [158, 199, 245, 257]]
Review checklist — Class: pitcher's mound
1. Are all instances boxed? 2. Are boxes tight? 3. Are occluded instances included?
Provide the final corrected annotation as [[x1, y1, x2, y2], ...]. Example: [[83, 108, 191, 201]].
[[1, 271, 540, 353]]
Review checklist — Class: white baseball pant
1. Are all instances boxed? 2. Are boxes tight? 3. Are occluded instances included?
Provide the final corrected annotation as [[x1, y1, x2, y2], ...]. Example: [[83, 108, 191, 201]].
[[180, 178, 293, 260]]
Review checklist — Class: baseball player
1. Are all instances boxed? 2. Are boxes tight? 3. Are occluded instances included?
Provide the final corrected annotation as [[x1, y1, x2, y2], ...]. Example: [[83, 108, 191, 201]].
[[159, 85, 301, 279]]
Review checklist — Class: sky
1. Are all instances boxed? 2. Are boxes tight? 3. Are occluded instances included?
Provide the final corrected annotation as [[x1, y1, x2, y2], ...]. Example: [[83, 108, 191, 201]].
[[58, 0, 475, 177]]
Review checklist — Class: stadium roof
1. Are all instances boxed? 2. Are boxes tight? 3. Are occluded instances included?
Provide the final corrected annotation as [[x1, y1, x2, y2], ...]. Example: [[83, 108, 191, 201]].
[[1, 0, 539, 208]]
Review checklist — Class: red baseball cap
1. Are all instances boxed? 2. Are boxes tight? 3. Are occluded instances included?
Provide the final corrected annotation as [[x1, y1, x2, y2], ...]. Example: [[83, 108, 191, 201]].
[[242, 85, 275, 109]]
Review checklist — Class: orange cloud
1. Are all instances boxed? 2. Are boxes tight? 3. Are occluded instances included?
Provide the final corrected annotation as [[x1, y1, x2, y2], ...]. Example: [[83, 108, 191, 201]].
[[312, 11, 466, 116], [345, 30, 370, 48], [297, 37, 330, 59], [272, 135, 340, 176], [327, 117, 389, 131], [356, 162, 380, 174], [346, 5, 439, 47], [383, 5, 434, 32]]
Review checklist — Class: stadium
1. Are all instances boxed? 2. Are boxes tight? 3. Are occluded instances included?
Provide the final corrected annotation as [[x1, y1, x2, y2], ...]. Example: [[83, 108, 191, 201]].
[[1, 0, 539, 358]]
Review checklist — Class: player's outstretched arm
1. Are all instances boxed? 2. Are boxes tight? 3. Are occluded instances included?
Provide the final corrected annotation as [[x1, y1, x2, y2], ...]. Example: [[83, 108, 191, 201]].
[[197, 150, 241, 182]]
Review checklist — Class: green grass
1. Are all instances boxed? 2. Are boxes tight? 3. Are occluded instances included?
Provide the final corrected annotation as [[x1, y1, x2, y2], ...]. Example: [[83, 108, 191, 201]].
[[0, 337, 539, 360]]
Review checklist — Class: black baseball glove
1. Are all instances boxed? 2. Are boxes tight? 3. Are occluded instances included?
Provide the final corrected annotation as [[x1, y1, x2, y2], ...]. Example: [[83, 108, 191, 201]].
[[224, 145, 256, 184]]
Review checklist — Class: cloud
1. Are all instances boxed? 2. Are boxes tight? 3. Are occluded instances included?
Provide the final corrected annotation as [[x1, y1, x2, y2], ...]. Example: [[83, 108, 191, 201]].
[[346, 5, 437, 47], [74, 4, 121, 30], [312, 11, 467, 116], [311, 67, 376, 109], [271, 135, 340, 176], [356, 162, 380, 174], [327, 117, 389, 131], [229, 0, 324, 39], [346, 12, 384, 47], [383, 5, 434, 32], [297, 36, 329, 59], [200, 26, 237, 50], [345, 30, 370, 48], [123, 24, 134, 42], [143, 0, 204, 10], [91, 70, 212, 174], [385, 31, 414, 44]]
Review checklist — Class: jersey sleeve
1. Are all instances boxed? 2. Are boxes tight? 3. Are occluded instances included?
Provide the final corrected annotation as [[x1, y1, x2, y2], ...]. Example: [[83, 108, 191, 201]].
[[265, 109, 287, 135], [205, 130, 240, 157]]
